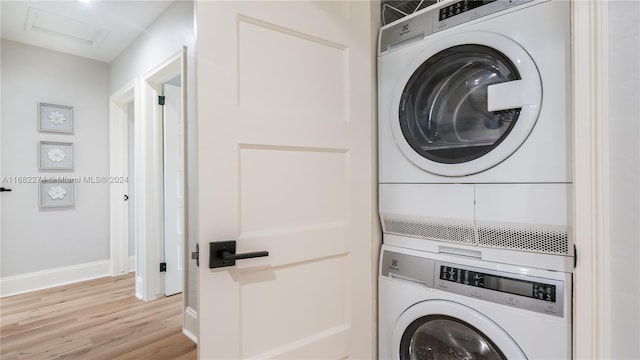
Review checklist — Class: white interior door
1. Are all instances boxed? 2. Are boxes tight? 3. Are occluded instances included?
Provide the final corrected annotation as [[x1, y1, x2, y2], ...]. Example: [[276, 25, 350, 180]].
[[163, 81, 184, 296], [196, 1, 376, 358]]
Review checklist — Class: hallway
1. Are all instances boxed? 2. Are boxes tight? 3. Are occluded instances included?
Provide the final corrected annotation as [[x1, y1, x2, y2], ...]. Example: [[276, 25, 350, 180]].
[[0, 274, 196, 359]]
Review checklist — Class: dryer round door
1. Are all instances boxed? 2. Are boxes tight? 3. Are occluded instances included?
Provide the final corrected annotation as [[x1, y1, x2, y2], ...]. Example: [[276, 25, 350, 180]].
[[391, 300, 526, 360], [391, 32, 542, 177]]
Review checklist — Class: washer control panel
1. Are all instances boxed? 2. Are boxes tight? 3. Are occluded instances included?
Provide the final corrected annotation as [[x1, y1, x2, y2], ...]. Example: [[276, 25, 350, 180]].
[[380, 250, 565, 317], [436, 262, 564, 317]]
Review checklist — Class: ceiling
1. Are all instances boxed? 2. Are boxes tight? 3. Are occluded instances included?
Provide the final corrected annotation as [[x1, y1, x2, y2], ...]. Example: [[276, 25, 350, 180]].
[[1, 0, 175, 63]]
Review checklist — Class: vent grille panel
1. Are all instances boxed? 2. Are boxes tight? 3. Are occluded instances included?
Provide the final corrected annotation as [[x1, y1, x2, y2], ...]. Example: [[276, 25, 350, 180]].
[[381, 215, 571, 256], [382, 216, 476, 244], [477, 223, 569, 255]]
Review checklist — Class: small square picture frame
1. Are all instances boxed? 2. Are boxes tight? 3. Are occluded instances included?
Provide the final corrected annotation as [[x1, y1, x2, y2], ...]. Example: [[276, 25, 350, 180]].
[[38, 103, 74, 134], [39, 180, 75, 208], [39, 141, 74, 170]]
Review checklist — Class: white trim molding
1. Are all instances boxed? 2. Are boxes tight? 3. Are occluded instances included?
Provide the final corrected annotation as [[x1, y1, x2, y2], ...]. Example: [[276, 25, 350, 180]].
[[572, 1, 611, 359], [183, 306, 199, 344], [109, 80, 135, 277], [0, 260, 110, 298], [129, 255, 136, 273]]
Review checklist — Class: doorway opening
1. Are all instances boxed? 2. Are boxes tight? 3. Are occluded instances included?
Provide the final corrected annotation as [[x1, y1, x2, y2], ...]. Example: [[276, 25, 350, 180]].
[[109, 81, 135, 280], [138, 48, 187, 299], [109, 48, 187, 301], [160, 74, 185, 297]]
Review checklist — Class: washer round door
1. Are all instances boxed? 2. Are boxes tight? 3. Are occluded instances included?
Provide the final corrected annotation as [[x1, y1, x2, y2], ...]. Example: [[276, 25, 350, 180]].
[[390, 32, 542, 177], [391, 300, 527, 360]]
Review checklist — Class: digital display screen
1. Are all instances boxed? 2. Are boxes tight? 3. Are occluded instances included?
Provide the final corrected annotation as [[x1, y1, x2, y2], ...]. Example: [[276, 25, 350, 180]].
[[439, 0, 498, 21], [496, 277, 533, 297], [440, 266, 556, 302]]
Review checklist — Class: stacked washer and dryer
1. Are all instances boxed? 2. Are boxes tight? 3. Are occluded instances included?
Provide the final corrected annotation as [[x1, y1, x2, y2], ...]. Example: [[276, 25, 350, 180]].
[[377, 1, 573, 359]]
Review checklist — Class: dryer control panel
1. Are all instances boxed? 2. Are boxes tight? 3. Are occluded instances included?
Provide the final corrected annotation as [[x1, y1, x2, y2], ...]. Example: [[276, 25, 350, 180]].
[[379, 0, 536, 54]]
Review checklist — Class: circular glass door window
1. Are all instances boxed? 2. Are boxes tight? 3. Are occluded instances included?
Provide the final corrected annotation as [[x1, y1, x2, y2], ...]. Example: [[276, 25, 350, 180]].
[[399, 45, 522, 164], [400, 315, 506, 360]]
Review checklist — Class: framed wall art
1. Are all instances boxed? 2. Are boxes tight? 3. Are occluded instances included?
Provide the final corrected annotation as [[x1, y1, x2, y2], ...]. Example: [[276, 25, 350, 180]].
[[39, 180, 74, 208], [38, 103, 74, 133], [39, 141, 74, 170]]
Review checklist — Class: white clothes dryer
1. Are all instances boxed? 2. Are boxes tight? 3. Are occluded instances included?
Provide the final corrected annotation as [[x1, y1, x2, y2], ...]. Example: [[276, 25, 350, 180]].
[[379, 244, 572, 360], [377, 0, 573, 271], [378, 0, 571, 183]]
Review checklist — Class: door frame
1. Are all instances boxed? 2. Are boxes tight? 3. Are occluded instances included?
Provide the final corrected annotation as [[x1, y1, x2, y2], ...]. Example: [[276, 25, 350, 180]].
[[160, 80, 185, 296], [109, 48, 187, 301], [139, 48, 186, 300], [109, 80, 135, 278], [572, 1, 611, 358]]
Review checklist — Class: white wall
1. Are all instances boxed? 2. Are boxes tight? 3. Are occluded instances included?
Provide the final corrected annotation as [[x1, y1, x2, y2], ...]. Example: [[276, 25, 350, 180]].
[[608, 1, 640, 357], [110, 1, 195, 92], [110, 0, 197, 311], [1, 39, 110, 277]]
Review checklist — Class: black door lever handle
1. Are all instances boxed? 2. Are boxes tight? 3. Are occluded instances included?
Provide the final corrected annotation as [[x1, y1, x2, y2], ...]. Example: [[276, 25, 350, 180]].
[[209, 240, 269, 268], [0, 187, 12, 192], [221, 250, 269, 261]]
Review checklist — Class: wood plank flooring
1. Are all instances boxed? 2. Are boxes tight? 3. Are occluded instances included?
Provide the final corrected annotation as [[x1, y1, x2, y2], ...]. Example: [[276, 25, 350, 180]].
[[0, 273, 197, 359]]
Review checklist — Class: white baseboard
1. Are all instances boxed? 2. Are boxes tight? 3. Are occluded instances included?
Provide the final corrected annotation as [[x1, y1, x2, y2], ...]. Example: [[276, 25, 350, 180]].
[[129, 255, 136, 272], [0, 260, 110, 298], [135, 275, 144, 300], [183, 306, 198, 343]]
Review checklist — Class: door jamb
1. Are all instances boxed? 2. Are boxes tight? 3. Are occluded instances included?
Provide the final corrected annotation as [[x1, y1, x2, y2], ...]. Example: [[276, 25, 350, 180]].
[[109, 81, 135, 278], [572, 1, 611, 358]]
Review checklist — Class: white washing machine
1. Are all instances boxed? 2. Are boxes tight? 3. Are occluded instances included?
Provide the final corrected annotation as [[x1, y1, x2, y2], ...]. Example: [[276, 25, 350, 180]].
[[379, 244, 572, 359], [377, 0, 573, 272]]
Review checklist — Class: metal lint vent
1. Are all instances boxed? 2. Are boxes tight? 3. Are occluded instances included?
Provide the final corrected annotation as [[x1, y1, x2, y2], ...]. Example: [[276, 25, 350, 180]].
[[382, 215, 476, 244], [477, 222, 570, 255]]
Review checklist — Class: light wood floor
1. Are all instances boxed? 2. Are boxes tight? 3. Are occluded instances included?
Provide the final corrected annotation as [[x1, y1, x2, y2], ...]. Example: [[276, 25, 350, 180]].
[[0, 273, 197, 360]]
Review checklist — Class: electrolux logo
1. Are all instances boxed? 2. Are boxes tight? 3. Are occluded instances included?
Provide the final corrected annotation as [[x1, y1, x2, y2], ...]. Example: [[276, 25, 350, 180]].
[[390, 259, 400, 271], [400, 23, 410, 35]]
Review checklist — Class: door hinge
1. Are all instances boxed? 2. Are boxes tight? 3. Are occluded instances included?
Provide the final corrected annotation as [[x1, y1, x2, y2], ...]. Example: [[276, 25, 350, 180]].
[[191, 243, 200, 267], [160, 262, 167, 272], [158, 95, 165, 106]]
